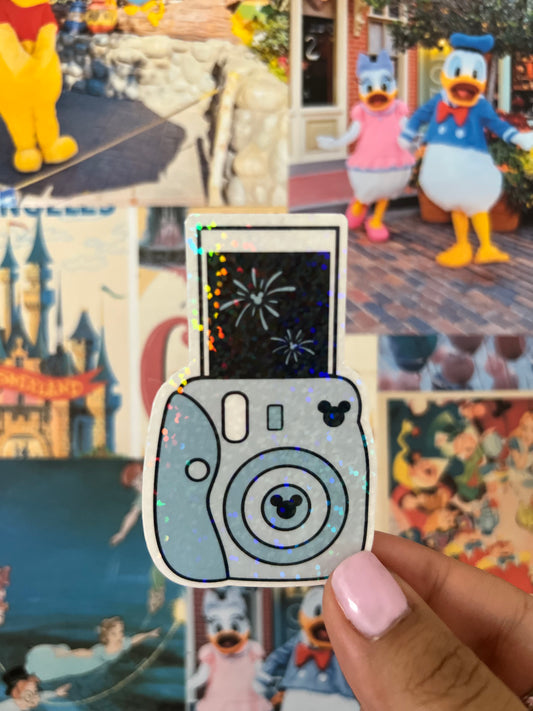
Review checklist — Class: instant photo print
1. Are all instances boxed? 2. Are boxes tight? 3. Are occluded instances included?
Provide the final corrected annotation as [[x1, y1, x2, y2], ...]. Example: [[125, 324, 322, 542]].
[[142, 214, 376, 587]]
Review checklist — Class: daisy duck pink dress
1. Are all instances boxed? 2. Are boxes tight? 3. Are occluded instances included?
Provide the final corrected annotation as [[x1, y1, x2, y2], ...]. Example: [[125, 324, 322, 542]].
[[197, 641, 271, 711], [347, 100, 415, 205]]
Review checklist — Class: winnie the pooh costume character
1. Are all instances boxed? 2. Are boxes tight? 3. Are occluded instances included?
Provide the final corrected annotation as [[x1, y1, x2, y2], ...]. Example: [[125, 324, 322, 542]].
[[0, 0, 78, 173]]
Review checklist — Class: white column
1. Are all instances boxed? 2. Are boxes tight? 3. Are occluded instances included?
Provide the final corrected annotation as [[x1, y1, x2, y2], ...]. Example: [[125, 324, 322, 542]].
[[498, 56, 511, 112], [289, 0, 303, 163]]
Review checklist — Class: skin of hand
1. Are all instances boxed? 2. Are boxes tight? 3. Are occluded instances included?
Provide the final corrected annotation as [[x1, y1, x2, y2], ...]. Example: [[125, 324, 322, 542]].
[[131, 628, 161, 646], [109, 505, 141, 546], [54, 684, 70, 698], [323, 531, 533, 711]]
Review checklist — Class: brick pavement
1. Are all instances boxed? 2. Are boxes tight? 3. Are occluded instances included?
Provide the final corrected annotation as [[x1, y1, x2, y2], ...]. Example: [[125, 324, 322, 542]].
[[308, 205, 533, 334]]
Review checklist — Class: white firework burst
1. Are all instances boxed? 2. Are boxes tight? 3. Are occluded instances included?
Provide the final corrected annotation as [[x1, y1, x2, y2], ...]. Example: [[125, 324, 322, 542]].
[[270, 329, 316, 365], [219, 267, 296, 331]]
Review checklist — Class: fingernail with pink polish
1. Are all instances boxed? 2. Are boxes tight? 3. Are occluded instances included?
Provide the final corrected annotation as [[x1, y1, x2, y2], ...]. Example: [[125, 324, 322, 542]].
[[331, 551, 410, 640]]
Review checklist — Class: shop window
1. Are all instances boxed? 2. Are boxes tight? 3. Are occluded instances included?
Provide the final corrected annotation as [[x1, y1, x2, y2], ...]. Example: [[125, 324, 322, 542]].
[[368, 0, 402, 22], [366, 4, 407, 100], [302, 0, 336, 107], [367, 21, 398, 76]]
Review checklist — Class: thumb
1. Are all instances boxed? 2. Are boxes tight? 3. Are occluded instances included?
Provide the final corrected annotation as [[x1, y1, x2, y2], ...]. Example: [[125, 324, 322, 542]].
[[323, 551, 523, 711]]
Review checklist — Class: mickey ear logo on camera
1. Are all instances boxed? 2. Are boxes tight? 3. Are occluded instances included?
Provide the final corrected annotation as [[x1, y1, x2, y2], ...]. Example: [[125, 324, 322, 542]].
[[317, 400, 351, 427], [269, 493, 303, 520]]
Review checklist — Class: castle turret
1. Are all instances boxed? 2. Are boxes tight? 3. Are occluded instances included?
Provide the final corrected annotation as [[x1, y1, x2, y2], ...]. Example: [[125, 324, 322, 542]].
[[23, 215, 54, 351], [56, 277, 64, 349], [0, 235, 18, 342], [39, 277, 68, 368], [41, 338, 77, 458], [41, 343, 77, 377], [87, 327, 121, 453], [29, 317, 49, 360], [69, 310, 99, 373]]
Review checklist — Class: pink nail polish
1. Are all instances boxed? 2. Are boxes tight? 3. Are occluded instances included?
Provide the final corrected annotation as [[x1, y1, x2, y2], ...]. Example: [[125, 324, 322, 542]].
[[331, 551, 410, 640]]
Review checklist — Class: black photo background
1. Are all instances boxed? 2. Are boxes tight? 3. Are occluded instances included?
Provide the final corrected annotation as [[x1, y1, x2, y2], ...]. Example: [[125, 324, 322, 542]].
[[207, 252, 331, 378]]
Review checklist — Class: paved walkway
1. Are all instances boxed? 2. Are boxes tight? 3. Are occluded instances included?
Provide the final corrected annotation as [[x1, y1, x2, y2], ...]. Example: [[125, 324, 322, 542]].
[[289, 161, 417, 210], [290, 166, 353, 210], [304, 205, 533, 334], [0, 93, 188, 203]]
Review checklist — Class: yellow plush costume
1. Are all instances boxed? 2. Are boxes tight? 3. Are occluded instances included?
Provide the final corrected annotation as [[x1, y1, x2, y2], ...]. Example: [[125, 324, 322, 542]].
[[0, 0, 78, 173]]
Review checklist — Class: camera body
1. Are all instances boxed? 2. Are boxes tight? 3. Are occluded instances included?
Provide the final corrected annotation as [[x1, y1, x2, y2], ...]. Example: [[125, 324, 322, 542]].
[[147, 373, 370, 585], [142, 214, 375, 587]]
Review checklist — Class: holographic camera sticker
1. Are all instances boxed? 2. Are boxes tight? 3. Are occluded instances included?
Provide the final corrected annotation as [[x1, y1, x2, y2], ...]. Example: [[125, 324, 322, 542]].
[[142, 214, 376, 587]]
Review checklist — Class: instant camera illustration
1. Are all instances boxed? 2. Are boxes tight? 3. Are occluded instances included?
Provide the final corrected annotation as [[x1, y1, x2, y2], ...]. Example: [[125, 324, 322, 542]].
[[142, 214, 376, 587]]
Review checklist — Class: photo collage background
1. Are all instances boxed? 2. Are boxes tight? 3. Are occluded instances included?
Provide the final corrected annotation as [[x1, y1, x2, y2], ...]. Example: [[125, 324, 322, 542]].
[[2, 0, 533, 709]]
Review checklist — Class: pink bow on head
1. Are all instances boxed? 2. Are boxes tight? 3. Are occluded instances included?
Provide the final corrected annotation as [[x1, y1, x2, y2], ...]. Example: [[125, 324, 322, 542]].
[[356, 50, 394, 79]]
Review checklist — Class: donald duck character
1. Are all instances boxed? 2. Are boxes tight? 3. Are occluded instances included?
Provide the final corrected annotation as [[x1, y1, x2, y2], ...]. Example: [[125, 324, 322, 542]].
[[259, 587, 359, 711], [400, 33, 533, 268], [317, 50, 415, 242]]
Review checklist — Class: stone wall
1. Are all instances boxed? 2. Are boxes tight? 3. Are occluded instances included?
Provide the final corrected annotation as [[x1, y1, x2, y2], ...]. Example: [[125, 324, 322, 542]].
[[57, 33, 288, 207]]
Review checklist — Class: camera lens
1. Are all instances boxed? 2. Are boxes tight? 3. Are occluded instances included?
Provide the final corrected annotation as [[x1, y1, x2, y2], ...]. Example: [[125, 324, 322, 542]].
[[261, 484, 311, 530], [224, 448, 348, 566]]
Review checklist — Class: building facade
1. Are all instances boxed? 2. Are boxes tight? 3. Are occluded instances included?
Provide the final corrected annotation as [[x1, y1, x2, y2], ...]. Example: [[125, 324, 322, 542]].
[[290, 0, 515, 167], [290, 0, 419, 165]]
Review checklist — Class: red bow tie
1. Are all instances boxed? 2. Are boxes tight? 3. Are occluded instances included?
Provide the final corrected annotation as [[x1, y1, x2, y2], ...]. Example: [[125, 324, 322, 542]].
[[294, 643, 333, 671], [436, 101, 469, 127]]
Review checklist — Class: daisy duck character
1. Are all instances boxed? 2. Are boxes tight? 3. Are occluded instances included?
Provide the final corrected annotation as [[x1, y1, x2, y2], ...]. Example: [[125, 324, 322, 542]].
[[317, 50, 415, 242], [260, 587, 359, 711], [188, 588, 272, 711], [400, 33, 533, 268]]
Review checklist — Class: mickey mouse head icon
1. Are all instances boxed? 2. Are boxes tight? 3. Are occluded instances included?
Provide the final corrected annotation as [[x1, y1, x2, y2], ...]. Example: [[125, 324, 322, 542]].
[[270, 494, 303, 520], [317, 400, 351, 427]]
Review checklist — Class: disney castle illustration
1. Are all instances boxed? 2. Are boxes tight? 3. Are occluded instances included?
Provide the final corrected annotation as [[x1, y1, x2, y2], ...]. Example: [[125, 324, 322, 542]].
[[0, 216, 121, 458]]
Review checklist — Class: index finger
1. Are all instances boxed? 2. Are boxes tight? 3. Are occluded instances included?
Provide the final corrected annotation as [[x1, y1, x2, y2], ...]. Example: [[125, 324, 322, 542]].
[[372, 531, 533, 696]]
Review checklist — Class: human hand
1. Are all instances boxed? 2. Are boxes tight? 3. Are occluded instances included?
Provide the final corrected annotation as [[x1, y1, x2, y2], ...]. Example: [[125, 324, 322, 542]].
[[109, 532, 124, 546], [55, 684, 71, 697], [323, 531, 533, 710], [416, 492, 442, 511]]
